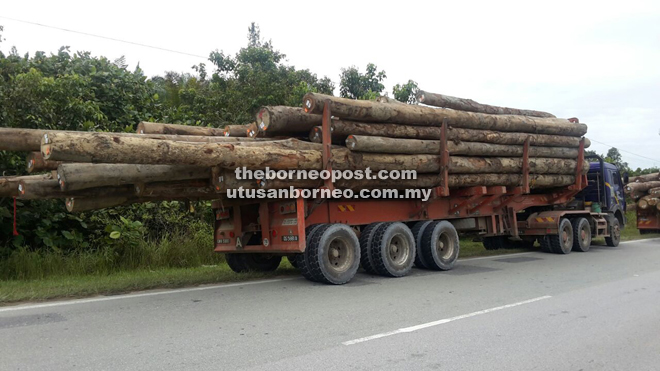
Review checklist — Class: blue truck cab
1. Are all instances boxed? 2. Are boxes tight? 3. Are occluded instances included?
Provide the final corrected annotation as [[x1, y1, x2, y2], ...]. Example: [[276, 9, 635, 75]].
[[579, 155, 627, 228]]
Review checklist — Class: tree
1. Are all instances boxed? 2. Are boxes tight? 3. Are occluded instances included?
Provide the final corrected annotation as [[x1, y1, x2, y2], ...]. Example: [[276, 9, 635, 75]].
[[393, 80, 419, 104], [605, 147, 630, 173], [339, 63, 386, 100]]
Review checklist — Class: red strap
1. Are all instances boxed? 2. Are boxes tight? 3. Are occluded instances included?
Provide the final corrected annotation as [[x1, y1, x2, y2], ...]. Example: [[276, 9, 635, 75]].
[[13, 197, 19, 236]]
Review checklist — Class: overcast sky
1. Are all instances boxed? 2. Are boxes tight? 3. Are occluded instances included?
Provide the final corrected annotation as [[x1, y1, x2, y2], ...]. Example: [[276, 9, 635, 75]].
[[2, 0, 659, 169]]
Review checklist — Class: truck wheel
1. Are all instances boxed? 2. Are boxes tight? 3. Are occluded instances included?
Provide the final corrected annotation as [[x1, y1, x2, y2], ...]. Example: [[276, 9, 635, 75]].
[[370, 222, 416, 277], [420, 221, 460, 271], [359, 222, 384, 274], [286, 255, 299, 268], [226, 254, 281, 272], [605, 218, 621, 247], [483, 236, 504, 250], [243, 254, 282, 271], [411, 221, 433, 268], [306, 224, 360, 284], [548, 218, 573, 254], [297, 224, 326, 282], [226, 253, 249, 273], [571, 218, 591, 252]]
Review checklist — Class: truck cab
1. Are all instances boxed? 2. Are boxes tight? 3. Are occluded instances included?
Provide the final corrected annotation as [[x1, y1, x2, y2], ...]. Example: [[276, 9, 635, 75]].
[[579, 156, 627, 228]]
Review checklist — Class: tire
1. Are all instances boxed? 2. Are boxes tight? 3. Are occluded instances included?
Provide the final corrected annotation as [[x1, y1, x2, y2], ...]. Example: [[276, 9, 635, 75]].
[[483, 236, 504, 250], [297, 224, 326, 282], [420, 221, 460, 271], [571, 218, 592, 252], [306, 224, 361, 284], [411, 221, 433, 268], [286, 255, 299, 268], [359, 222, 384, 274], [226, 253, 249, 273], [548, 218, 573, 254], [370, 222, 416, 277], [225, 254, 281, 272], [605, 218, 621, 247], [243, 254, 282, 271]]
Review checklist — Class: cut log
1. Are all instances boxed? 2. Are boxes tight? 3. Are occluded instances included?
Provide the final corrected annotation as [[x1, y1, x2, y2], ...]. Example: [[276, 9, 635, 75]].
[[416, 90, 556, 118], [648, 187, 660, 196], [346, 135, 580, 158], [134, 180, 218, 200], [136, 122, 225, 136], [26, 152, 62, 173], [329, 121, 589, 148], [57, 163, 210, 192], [629, 173, 660, 183], [42, 133, 588, 175], [256, 106, 322, 134], [17, 178, 133, 200], [247, 122, 258, 138], [637, 196, 659, 210], [309, 126, 346, 144], [1, 174, 53, 198], [303, 93, 587, 136], [625, 181, 660, 194], [223, 125, 249, 137], [65, 196, 139, 212], [0, 127, 266, 152]]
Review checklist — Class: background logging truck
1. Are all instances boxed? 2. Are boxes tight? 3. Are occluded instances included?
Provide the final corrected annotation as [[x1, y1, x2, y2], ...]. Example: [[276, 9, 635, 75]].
[[212, 98, 626, 285]]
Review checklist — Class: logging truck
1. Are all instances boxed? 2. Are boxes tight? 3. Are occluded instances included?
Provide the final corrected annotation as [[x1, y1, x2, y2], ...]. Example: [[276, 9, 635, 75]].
[[211, 106, 626, 285]]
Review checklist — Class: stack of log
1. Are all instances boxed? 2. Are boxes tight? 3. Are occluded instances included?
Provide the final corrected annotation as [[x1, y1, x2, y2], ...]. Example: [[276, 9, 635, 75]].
[[625, 173, 660, 211], [0, 88, 591, 213]]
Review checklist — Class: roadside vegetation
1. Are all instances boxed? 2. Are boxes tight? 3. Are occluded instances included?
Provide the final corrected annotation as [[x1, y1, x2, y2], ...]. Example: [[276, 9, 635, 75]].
[[0, 24, 658, 304]]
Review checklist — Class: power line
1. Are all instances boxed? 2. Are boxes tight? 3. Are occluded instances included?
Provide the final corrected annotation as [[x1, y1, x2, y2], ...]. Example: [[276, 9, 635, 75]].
[[589, 138, 660, 164], [0, 15, 208, 60]]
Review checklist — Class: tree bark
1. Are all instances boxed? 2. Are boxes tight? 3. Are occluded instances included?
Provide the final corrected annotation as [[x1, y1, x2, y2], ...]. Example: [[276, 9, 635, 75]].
[[134, 180, 218, 200], [256, 106, 322, 134], [629, 173, 660, 183], [303, 93, 586, 136], [625, 181, 660, 194], [223, 125, 249, 137], [346, 135, 580, 158], [416, 90, 556, 118], [26, 152, 62, 173], [57, 163, 210, 192], [329, 121, 589, 147], [136, 122, 225, 136], [0, 174, 53, 198]]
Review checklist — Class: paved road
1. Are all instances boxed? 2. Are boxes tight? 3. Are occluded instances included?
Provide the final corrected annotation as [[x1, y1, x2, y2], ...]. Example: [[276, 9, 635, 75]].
[[1, 238, 660, 371]]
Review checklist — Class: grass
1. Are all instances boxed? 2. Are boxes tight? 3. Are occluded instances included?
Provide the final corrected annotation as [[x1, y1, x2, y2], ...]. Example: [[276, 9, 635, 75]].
[[0, 210, 657, 305]]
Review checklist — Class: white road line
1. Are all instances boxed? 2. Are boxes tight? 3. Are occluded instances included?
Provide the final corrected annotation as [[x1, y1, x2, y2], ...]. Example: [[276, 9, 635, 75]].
[[342, 295, 552, 346], [0, 277, 298, 313]]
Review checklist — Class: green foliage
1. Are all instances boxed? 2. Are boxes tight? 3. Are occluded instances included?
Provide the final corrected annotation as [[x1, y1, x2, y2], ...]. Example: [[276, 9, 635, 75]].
[[393, 80, 419, 104], [339, 63, 386, 100]]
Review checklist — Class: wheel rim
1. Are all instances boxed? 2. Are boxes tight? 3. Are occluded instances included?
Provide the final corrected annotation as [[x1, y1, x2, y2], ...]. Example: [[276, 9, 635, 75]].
[[327, 237, 353, 273], [613, 224, 621, 242], [387, 234, 411, 268], [437, 232, 456, 260], [580, 224, 590, 246], [561, 224, 573, 250]]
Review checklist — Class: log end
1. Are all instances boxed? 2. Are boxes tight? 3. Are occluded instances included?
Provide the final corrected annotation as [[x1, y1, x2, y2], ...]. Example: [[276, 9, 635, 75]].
[[136, 122, 147, 134], [302, 93, 316, 114], [345, 135, 356, 150], [41, 144, 52, 160]]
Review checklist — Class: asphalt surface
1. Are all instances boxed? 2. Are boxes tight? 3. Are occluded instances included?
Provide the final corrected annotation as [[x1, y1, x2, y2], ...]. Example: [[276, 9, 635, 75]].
[[1, 238, 660, 371]]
